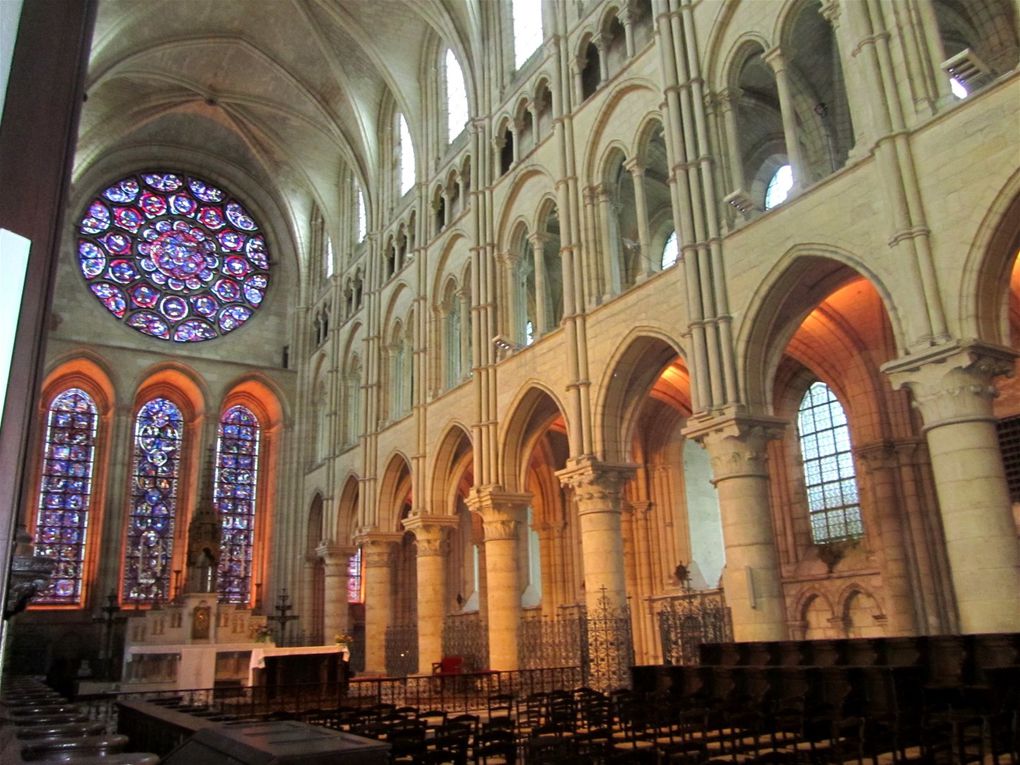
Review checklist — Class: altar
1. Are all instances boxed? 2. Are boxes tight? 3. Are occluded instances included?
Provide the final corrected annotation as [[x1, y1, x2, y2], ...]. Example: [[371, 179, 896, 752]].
[[248, 645, 348, 699]]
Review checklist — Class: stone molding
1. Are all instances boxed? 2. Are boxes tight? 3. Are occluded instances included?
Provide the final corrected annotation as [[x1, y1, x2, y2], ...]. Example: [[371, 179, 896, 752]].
[[354, 532, 403, 567], [555, 457, 636, 515], [683, 413, 786, 481], [401, 514, 458, 557]]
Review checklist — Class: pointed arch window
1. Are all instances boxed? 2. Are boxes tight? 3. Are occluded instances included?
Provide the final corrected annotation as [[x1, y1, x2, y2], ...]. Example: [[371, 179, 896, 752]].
[[123, 397, 184, 604], [661, 230, 679, 269], [446, 49, 469, 142], [33, 388, 99, 605], [398, 114, 415, 196], [513, 0, 544, 69], [325, 237, 335, 279], [347, 547, 363, 603], [765, 164, 793, 210], [797, 381, 863, 543], [214, 405, 261, 604], [356, 185, 367, 242]]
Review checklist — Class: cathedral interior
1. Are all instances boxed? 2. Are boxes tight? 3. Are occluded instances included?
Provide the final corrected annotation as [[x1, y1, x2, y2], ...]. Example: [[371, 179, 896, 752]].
[[1, 0, 1020, 747]]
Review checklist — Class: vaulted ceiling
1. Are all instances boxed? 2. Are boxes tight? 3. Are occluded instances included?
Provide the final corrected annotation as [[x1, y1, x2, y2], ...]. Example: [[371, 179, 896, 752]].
[[75, 0, 478, 242]]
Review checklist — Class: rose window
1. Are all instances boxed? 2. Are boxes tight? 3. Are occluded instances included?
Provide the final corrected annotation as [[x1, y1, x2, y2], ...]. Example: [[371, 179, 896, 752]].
[[76, 172, 270, 342]]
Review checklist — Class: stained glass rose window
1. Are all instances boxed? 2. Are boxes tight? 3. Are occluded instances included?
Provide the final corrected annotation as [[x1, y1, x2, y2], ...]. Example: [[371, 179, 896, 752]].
[[76, 172, 270, 342]]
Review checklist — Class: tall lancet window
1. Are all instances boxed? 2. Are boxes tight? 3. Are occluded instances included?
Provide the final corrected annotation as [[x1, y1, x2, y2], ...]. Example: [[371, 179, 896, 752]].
[[512, 0, 543, 68], [797, 381, 863, 543], [123, 397, 184, 604], [399, 114, 415, 195], [33, 388, 99, 605], [446, 49, 469, 142], [214, 404, 261, 604]]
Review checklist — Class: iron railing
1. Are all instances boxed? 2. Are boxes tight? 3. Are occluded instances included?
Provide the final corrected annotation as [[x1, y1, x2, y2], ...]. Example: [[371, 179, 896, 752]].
[[442, 612, 488, 671], [652, 588, 732, 665], [384, 623, 418, 676]]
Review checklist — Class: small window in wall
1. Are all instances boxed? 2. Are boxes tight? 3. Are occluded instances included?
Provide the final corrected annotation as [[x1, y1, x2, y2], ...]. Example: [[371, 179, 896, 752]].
[[399, 114, 415, 196], [347, 547, 363, 603], [446, 49, 469, 142], [661, 230, 679, 269], [949, 77, 968, 99], [356, 186, 367, 242], [33, 388, 99, 605], [997, 415, 1020, 502], [525, 320, 535, 346], [797, 381, 863, 544], [513, 0, 544, 69], [764, 164, 793, 210]]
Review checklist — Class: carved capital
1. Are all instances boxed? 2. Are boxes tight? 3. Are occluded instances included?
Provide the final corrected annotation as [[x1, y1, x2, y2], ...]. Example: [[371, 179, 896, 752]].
[[466, 486, 530, 542], [883, 341, 1016, 431], [854, 442, 898, 473], [315, 541, 357, 571], [354, 532, 402, 567], [684, 413, 786, 481], [556, 457, 635, 516], [763, 46, 787, 74], [402, 514, 458, 557]]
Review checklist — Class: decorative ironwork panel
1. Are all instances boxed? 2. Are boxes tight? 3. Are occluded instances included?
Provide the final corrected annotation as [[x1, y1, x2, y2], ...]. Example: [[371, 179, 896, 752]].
[[33, 388, 99, 605], [655, 589, 732, 665], [386, 623, 418, 676], [519, 608, 584, 669], [442, 612, 488, 671], [214, 405, 260, 604], [582, 588, 634, 691], [123, 397, 183, 604]]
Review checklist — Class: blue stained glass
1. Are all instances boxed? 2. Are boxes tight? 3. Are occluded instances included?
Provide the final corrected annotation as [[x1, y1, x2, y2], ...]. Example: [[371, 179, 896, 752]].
[[77, 172, 271, 343], [214, 405, 260, 605], [103, 178, 140, 204], [33, 388, 97, 605], [123, 398, 183, 604], [189, 178, 225, 203]]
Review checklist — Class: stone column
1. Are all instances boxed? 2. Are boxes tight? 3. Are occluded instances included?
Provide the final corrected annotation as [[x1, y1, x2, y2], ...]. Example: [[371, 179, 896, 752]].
[[717, 88, 747, 195], [885, 342, 1020, 633], [685, 415, 789, 641], [316, 542, 355, 645], [854, 443, 919, 636], [556, 458, 634, 613], [763, 47, 806, 194], [466, 488, 530, 671], [596, 185, 618, 299], [356, 533, 401, 674], [528, 232, 549, 335], [556, 458, 636, 690], [402, 514, 458, 675], [624, 158, 652, 279]]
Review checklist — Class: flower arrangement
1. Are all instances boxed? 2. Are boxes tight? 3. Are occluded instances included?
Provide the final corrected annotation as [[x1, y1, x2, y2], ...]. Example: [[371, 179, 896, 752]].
[[334, 632, 353, 646], [250, 623, 272, 643]]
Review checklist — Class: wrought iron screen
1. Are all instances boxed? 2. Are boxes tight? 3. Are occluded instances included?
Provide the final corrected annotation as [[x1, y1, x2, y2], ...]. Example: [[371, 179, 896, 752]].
[[442, 612, 488, 671], [386, 623, 418, 676], [654, 588, 732, 665]]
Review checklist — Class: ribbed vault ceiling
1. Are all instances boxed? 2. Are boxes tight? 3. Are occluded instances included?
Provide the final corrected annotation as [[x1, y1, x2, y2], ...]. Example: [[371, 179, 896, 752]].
[[76, 0, 475, 237]]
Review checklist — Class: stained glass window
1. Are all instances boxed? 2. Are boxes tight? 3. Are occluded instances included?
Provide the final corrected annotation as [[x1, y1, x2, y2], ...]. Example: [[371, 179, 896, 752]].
[[76, 172, 271, 342], [123, 398, 184, 604], [347, 547, 363, 603], [33, 388, 98, 605], [797, 381, 863, 543], [215, 405, 261, 604]]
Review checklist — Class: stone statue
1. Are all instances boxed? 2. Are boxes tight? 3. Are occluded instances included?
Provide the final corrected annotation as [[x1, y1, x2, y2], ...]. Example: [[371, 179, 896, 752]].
[[185, 449, 221, 595]]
